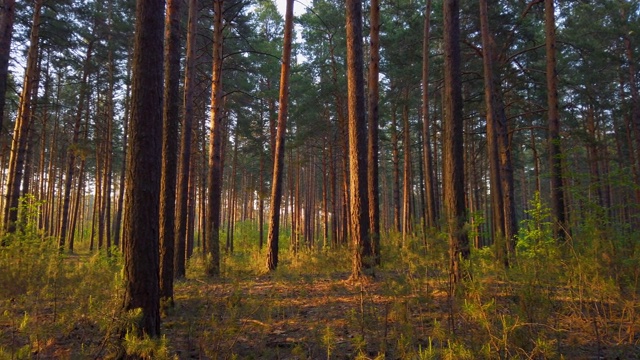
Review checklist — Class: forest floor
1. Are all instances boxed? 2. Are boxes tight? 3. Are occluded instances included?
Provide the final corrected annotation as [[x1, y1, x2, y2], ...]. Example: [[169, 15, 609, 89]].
[[1, 243, 640, 359]]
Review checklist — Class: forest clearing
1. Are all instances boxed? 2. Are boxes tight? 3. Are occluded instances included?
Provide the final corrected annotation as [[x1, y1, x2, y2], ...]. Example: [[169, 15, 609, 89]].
[[1, 0, 640, 358]]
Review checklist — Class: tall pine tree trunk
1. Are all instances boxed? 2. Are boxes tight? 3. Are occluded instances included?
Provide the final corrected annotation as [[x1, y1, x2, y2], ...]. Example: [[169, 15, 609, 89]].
[[443, 0, 469, 283], [545, 0, 567, 240], [175, 0, 197, 278], [422, 0, 437, 230], [160, 0, 181, 303], [367, 0, 380, 265], [205, 0, 225, 276], [346, 0, 371, 278], [122, 0, 164, 338], [0, 0, 15, 136], [265, 0, 294, 270], [4, 0, 42, 233]]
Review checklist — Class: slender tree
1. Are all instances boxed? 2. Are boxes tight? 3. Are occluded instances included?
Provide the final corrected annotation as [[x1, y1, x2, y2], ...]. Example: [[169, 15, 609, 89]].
[[4, 0, 42, 233], [175, 0, 198, 278], [545, 0, 567, 240], [206, 0, 225, 276], [160, 0, 181, 304], [58, 39, 94, 251], [421, 0, 437, 230], [122, 0, 164, 338], [0, 0, 15, 134], [265, 0, 294, 271], [443, 0, 469, 283], [367, 0, 380, 264]]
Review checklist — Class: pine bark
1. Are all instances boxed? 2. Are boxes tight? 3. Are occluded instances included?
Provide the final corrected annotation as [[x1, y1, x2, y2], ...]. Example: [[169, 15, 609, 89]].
[[0, 0, 15, 135], [4, 0, 41, 234], [265, 0, 294, 271], [175, 0, 198, 278], [545, 0, 567, 240], [205, 0, 225, 276], [160, 0, 181, 303], [367, 0, 380, 264], [122, 0, 164, 338], [443, 0, 469, 283], [346, 0, 371, 278], [421, 0, 437, 230]]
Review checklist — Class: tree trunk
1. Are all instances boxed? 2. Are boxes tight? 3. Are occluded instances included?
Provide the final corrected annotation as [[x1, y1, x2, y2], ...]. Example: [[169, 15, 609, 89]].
[[0, 0, 15, 135], [122, 0, 164, 338], [421, 0, 437, 230], [112, 53, 131, 250], [545, 0, 567, 240], [4, 0, 42, 233], [265, 0, 294, 271], [205, 0, 225, 277], [175, 0, 197, 278], [346, 0, 371, 278], [402, 91, 412, 245], [443, 0, 469, 283], [160, 0, 181, 304], [367, 0, 380, 264], [391, 105, 401, 233], [59, 39, 94, 250], [479, 0, 517, 265]]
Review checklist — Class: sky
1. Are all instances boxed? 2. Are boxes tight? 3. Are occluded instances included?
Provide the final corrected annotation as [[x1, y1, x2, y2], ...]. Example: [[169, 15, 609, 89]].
[[275, 0, 311, 17]]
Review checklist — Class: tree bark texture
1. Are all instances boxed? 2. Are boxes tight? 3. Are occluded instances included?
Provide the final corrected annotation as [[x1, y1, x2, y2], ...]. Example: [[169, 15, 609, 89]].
[[4, 0, 41, 234], [160, 0, 181, 303], [206, 0, 225, 277], [443, 0, 469, 283], [346, 0, 371, 278], [367, 0, 380, 264], [175, 0, 198, 278], [545, 0, 567, 240], [122, 0, 164, 338], [265, 0, 294, 271]]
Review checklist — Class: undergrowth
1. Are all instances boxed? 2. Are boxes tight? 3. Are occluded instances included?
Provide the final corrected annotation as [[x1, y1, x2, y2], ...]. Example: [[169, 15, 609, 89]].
[[0, 197, 638, 359]]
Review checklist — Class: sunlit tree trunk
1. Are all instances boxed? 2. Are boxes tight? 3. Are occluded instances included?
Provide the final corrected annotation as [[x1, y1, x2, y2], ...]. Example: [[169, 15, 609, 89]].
[[122, 0, 164, 338], [205, 0, 225, 276], [4, 0, 42, 234], [265, 0, 294, 270], [346, 0, 371, 278]]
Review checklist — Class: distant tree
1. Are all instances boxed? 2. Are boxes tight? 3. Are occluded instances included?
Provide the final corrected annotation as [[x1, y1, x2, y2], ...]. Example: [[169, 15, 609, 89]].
[[421, 0, 437, 230], [265, 0, 293, 271], [367, 0, 380, 264], [122, 0, 164, 337]]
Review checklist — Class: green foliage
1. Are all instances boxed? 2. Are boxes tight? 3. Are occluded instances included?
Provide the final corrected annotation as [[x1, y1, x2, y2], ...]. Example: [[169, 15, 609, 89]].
[[0, 197, 125, 358], [516, 192, 559, 261]]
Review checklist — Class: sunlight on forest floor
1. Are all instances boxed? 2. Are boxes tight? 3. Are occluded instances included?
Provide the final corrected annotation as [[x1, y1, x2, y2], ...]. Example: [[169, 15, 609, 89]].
[[1, 231, 639, 359]]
